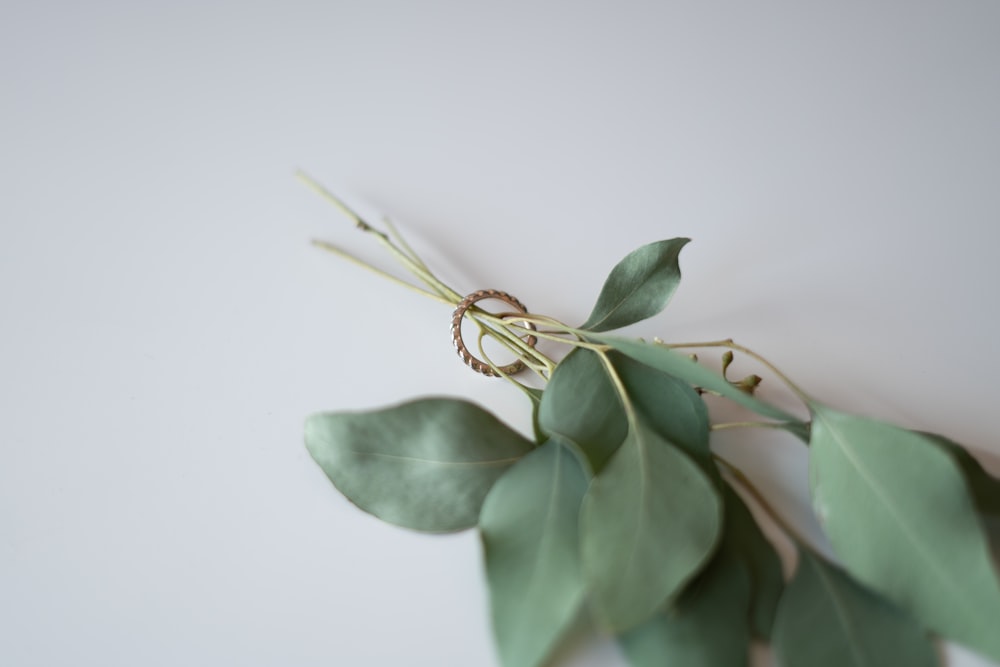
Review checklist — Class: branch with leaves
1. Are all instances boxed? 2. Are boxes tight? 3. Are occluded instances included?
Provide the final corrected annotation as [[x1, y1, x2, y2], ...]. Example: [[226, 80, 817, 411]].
[[300, 172, 1000, 667]]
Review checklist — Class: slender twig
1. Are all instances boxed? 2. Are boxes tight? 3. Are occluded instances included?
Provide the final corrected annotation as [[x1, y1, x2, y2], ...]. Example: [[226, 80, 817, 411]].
[[311, 240, 452, 305], [663, 338, 811, 403], [715, 454, 813, 549], [595, 350, 639, 427], [711, 420, 796, 432], [382, 215, 431, 273]]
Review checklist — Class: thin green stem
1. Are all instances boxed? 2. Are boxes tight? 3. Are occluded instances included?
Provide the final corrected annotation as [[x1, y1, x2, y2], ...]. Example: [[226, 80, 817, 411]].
[[492, 321, 579, 346], [298, 170, 462, 302], [482, 319, 565, 349], [477, 323, 550, 376], [595, 350, 639, 427], [303, 172, 592, 380], [715, 454, 814, 550], [711, 420, 795, 432], [297, 170, 369, 230], [376, 235, 463, 301], [382, 215, 431, 273], [483, 350, 545, 403], [464, 312, 559, 375], [310, 240, 452, 305], [479, 315, 608, 352], [476, 329, 549, 380], [662, 338, 811, 403]]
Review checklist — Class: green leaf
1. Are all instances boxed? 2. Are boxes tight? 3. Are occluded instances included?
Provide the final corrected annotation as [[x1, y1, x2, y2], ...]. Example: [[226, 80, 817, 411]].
[[580, 417, 723, 631], [539, 348, 627, 473], [722, 485, 784, 639], [925, 433, 1000, 517], [809, 403, 1000, 661], [587, 335, 802, 424], [305, 398, 534, 532], [619, 548, 752, 667], [619, 483, 784, 666], [610, 352, 714, 477], [580, 238, 690, 332], [523, 386, 546, 444], [926, 434, 1000, 560], [772, 549, 937, 667], [480, 439, 589, 667]]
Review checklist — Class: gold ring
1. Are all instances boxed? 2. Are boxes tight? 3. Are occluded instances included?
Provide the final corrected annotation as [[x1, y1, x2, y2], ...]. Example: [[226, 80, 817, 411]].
[[451, 290, 538, 377]]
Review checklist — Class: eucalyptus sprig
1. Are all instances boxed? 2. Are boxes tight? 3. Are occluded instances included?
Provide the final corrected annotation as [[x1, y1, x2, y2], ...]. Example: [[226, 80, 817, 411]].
[[300, 173, 1000, 667]]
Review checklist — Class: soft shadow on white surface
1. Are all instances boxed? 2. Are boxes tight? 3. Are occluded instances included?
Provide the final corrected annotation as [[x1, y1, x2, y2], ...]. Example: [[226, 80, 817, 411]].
[[2, 2, 999, 666]]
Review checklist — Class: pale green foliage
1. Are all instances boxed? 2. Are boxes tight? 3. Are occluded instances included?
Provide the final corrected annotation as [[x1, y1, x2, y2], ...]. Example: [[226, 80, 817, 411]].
[[719, 486, 784, 639], [610, 351, 713, 475], [809, 404, 1000, 661], [305, 398, 534, 532], [619, 547, 751, 667], [480, 439, 589, 667], [927, 432, 1000, 519], [581, 238, 689, 332], [619, 485, 782, 667], [588, 334, 801, 424], [302, 212, 1000, 667], [539, 348, 627, 472], [580, 418, 722, 632], [773, 549, 937, 667]]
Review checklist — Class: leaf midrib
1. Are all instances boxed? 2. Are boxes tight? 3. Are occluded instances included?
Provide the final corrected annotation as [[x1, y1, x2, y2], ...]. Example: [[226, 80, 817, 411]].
[[816, 413, 968, 620], [602, 428, 653, 627], [588, 261, 672, 330], [813, 559, 869, 667], [510, 448, 573, 653]]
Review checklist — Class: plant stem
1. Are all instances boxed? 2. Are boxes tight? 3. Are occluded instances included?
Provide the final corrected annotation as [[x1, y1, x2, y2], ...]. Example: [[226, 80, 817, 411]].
[[298, 170, 461, 301], [311, 240, 452, 305], [476, 329, 548, 379], [595, 351, 640, 427], [663, 338, 811, 403], [715, 454, 814, 550], [711, 420, 796, 432], [476, 325, 552, 378], [303, 173, 565, 377], [382, 215, 431, 273]]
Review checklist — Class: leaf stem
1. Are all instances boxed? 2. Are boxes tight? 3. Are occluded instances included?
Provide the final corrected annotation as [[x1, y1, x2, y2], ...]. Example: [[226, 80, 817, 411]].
[[310, 240, 452, 305], [298, 170, 462, 302], [302, 173, 624, 381], [711, 420, 796, 432], [475, 324, 551, 378], [715, 454, 814, 550], [662, 338, 811, 404], [595, 350, 640, 428], [481, 350, 546, 406], [382, 214, 431, 273]]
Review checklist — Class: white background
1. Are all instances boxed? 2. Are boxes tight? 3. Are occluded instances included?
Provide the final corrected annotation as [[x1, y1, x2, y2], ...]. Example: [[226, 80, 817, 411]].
[[2, 2, 999, 666]]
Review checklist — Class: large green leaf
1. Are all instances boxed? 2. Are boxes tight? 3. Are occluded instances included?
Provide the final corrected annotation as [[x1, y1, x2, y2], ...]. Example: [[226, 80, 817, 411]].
[[305, 398, 534, 532], [926, 433, 1000, 559], [924, 433, 1000, 517], [580, 238, 690, 332], [586, 335, 802, 424], [619, 482, 781, 667], [580, 417, 722, 631], [610, 352, 713, 477], [809, 404, 1000, 660], [538, 348, 627, 472], [480, 439, 589, 667], [722, 485, 784, 639], [619, 548, 752, 667], [772, 549, 937, 667]]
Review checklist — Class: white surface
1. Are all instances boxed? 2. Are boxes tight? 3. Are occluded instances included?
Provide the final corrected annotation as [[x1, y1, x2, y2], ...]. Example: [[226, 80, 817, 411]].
[[2, 2, 999, 666]]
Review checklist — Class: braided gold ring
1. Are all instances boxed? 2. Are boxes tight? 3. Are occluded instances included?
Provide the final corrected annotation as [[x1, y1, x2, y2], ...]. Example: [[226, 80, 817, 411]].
[[451, 290, 538, 377]]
